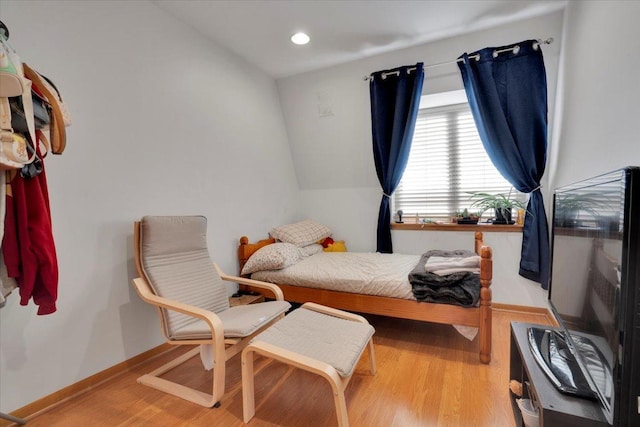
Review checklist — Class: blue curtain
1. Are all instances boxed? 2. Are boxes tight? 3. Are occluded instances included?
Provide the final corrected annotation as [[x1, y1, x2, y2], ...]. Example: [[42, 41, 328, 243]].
[[370, 63, 424, 253], [457, 41, 550, 288]]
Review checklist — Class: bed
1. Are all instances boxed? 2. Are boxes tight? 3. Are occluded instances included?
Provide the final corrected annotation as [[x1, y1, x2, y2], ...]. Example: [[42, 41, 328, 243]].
[[237, 231, 493, 363]]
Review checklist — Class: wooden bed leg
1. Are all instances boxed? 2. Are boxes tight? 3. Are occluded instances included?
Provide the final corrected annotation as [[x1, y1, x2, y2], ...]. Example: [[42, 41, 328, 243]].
[[478, 244, 493, 364], [479, 295, 492, 364]]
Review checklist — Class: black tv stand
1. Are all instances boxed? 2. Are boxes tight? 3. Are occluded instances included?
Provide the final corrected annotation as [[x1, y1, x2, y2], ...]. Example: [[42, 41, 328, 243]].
[[510, 322, 608, 427]]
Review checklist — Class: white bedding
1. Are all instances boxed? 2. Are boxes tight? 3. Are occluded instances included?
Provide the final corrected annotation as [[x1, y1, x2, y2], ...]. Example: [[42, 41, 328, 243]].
[[250, 250, 479, 341], [251, 251, 419, 300]]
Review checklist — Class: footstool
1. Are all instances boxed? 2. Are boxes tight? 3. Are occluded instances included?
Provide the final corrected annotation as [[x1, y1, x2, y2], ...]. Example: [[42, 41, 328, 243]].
[[241, 302, 376, 427]]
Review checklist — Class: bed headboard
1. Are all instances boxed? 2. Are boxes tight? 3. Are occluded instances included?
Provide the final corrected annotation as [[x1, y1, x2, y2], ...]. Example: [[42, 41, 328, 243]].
[[238, 236, 275, 275]]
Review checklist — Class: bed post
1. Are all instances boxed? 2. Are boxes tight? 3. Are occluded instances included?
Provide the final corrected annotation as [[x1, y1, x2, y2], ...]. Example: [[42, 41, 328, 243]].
[[238, 236, 276, 276], [476, 232, 493, 364], [238, 236, 250, 275]]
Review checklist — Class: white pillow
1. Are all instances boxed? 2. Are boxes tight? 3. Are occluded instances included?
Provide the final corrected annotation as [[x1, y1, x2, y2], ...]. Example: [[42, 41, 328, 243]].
[[241, 242, 304, 275], [300, 243, 323, 257], [269, 219, 331, 247]]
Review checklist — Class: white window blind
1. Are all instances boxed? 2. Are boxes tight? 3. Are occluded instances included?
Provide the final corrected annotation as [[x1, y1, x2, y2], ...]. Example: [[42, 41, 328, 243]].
[[394, 101, 524, 220]]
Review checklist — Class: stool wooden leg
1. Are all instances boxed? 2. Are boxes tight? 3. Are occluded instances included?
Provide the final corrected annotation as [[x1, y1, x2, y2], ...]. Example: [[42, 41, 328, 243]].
[[241, 347, 256, 423], [332, 384, 349, 427], [367, 338, 377, 375]]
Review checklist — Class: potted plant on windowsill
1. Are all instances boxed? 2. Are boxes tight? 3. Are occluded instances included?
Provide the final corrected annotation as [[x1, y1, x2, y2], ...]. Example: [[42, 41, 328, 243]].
[[468, 191, 528, 225], [454, 208, 480, 224]]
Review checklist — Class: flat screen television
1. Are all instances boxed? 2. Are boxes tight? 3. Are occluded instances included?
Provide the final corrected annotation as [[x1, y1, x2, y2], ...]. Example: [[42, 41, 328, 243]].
[[528, 167, 640, 426]]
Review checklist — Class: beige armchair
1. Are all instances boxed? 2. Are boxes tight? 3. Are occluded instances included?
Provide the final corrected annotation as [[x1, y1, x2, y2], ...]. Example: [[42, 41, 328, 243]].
[[131, 216, 290, 407]]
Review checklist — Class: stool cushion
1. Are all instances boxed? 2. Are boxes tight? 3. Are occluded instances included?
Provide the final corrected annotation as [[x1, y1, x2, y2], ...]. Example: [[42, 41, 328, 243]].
[[251, 307, 374, 377]]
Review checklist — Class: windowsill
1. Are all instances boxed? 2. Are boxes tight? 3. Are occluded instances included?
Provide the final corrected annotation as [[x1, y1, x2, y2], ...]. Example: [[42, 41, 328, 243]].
[[391, 222, 523, 232]]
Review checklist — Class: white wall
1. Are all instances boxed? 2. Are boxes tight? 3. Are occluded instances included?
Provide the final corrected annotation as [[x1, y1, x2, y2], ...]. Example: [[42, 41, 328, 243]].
[[546, 1, 640, 190], [4, 0, 638, 415], [277, 11, 565, 307], [0, 0, 299, 413]]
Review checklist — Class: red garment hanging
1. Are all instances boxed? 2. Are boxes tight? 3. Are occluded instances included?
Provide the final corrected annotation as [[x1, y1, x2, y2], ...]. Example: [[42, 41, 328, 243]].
[[3, 139, 58, 315]]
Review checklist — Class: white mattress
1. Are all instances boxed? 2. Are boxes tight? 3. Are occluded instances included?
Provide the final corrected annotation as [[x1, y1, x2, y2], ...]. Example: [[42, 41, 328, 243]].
[[251, 252, 419, 300]]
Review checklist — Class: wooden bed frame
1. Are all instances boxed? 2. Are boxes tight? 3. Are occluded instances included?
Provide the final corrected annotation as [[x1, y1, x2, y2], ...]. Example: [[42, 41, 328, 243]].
[[237, 231, 493, 364]]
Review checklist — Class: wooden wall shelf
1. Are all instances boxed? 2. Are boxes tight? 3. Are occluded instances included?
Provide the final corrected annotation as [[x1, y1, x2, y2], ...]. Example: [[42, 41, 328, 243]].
[[392, 223, 523, 232]]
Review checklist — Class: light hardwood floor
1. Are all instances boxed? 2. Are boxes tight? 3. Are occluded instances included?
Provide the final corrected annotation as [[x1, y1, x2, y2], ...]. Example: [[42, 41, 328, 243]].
[[8, 308, 550, 427]]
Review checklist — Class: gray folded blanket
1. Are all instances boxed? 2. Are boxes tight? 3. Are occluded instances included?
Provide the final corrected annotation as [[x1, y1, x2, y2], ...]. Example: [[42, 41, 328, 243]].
[[408, 249, 480, 307]]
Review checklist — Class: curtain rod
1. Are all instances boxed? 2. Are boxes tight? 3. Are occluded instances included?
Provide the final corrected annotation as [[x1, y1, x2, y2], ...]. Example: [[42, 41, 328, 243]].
[[363, 38, 553, 81]]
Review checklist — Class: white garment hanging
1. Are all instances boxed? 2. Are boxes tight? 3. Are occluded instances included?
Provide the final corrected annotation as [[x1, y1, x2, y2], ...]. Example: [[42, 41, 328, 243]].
[[0, 171, 18, 307]]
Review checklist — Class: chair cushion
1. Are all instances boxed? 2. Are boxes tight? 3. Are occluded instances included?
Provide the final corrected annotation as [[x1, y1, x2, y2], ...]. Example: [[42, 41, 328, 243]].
[[171, 300, 291, 340], [251, 307, 374, 377], [140, 216, 230, 339]]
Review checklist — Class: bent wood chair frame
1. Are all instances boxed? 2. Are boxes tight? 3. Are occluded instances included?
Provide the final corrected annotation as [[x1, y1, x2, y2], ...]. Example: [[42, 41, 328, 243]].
[[131, 221, 286, 407]]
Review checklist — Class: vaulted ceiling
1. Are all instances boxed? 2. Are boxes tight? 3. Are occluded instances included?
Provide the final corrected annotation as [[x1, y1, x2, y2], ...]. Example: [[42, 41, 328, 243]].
[[154, 0, 566, 78]]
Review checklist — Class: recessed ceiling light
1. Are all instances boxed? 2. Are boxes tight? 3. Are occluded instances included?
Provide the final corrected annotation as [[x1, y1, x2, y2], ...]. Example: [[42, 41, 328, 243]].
[[291, 32, 310, 45]]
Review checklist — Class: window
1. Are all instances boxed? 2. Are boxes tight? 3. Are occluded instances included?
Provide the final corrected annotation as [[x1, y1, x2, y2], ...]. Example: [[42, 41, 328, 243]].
[[394, 90, 525, 221]]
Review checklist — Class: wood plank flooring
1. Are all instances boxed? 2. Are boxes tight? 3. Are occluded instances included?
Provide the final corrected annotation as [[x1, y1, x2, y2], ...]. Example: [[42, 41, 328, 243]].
[[9, 308, 550, 427]]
